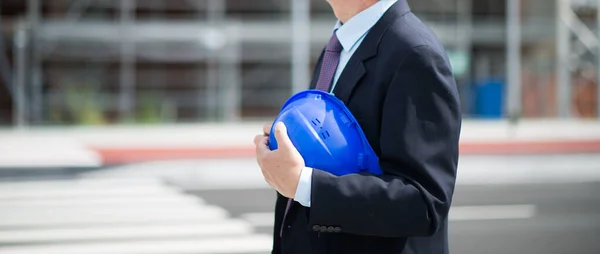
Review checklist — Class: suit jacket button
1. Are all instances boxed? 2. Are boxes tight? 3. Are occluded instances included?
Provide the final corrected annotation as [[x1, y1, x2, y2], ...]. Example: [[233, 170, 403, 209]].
[[327, 226, 335, 232], [312, 225, 320, 232], [320, 226, 327, 232], [334, 227, 341, 233]]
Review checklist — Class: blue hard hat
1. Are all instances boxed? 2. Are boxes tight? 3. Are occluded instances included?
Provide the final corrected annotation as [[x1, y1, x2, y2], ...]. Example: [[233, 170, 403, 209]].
[[268, 90, 383, 176]]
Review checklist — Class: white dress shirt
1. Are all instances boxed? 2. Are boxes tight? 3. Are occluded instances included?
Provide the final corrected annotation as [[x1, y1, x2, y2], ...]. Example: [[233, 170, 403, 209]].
[[293, 0, 398, 207]]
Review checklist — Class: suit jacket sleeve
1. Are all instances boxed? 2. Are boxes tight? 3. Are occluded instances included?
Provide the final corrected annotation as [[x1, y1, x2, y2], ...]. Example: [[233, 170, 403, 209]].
[[308, 45, 462, 238]]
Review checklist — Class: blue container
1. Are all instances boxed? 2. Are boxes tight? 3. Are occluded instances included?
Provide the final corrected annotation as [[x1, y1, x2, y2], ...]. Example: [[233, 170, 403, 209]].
[[474, 79, 505, 118], [268, 90, 383, 176]]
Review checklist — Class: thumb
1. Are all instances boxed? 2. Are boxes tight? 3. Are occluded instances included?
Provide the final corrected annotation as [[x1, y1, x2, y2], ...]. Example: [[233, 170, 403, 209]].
[[273, 122, 294, 150]]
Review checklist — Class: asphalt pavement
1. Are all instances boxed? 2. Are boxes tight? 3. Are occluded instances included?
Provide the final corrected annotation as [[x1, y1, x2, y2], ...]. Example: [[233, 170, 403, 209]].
[[1, 154, 599, 254], [179, 155, 600, 254], [190, 182, 600, 254]]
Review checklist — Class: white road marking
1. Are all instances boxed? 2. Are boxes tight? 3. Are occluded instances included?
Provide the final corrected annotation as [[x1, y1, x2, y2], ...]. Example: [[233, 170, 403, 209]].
[[240, 205, 537, 227], [0, 195, 204, 208], [0, 235, 273, 254], [0, 172, 273, 254], [0, 137, 101, 168], [0, 178, 166, 191], [0, 186, 181, 200], [0, 220, 254, 244], [0, 205, 229, 228], [449, 205, 537, 221], [241, 212, 277, 227]]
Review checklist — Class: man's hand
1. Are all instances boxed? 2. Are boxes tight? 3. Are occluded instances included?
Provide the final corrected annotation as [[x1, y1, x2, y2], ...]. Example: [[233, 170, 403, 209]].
[[254, 122, 304, 199]]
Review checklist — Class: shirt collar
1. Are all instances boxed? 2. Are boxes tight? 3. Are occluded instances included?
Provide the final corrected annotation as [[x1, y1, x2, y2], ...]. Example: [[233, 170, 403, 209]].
[[333, 0, 397, 53]]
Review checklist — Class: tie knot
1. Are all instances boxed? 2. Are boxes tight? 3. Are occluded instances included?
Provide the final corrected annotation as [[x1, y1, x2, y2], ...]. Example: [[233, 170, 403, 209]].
[[326, 33, 343, 53]]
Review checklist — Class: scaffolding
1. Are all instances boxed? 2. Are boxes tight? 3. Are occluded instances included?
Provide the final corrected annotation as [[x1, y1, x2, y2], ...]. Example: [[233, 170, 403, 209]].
[[557, 0, 600, 118], [15, 0, 246, 126], [5, 0, 600, 127]]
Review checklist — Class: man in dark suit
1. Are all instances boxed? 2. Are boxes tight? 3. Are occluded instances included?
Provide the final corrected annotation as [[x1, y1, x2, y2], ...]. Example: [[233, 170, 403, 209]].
[[253, 0, 462, 253]]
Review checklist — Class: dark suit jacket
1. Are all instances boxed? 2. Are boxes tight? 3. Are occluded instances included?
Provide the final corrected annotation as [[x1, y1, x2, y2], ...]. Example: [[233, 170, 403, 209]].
[[272, 1, 462, 253]]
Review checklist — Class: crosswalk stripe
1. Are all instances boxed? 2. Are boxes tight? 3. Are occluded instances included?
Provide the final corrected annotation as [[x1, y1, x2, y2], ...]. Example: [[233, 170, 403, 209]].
[[0, 186, 180, 200], [0, 178, 166, 191], [0, 220, 255, 244], [0, 205, 229, 228], [0, 235, 273, 254], [0, 172, 272, 254], [240, 213, 276, 227], [0, 204, 217, 219], [0, 195, 204, 208]]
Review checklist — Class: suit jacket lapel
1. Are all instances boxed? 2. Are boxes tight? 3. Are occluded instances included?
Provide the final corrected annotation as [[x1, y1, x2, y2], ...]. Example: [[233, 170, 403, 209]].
[[332, 0, 410, 103], [332, 57, 367, 104]]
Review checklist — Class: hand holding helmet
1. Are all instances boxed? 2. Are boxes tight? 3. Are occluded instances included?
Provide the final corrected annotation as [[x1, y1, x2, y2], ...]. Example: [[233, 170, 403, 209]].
[[254, 122, 304, 199], [268, 90, 383, 176]]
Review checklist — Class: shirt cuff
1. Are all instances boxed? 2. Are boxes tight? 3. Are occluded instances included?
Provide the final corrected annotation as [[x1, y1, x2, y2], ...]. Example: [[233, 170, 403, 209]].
[[294, 167, 313, 207]]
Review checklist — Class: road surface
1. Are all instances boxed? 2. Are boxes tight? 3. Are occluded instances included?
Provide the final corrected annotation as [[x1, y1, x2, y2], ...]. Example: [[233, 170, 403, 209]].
[[0, 155, 598, 254]]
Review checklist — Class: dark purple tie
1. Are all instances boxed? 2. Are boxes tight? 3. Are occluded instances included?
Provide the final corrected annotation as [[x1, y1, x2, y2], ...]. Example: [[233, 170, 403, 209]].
[[279, 32, 343, 237], [315, 33, 344, 92]]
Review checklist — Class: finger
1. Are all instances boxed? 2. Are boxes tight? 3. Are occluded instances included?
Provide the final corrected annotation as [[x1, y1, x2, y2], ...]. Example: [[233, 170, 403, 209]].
[[254, 134, 265, 147], [263, 122, 273, 136], [254, 135, 271, 157], [273, 122, 294, 151], [254, 135, 265, 154]]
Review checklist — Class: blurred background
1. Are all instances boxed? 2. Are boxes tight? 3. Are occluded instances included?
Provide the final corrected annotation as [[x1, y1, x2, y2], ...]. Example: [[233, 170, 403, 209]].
[[0, 0, 599, 125], [0, 0, 599, 254]]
